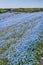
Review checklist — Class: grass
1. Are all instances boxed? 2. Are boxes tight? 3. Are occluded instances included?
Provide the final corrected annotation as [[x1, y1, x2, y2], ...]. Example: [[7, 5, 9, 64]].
[[0, 39, 16, 54], [0, 43, 10, 54], [0, 57, 10, 65], [15, 29, 26, 38], [33, 63, 39, 65], [33, 42, 43, 61], [0, 33, 3, 36], [0, 47, 6, 54]]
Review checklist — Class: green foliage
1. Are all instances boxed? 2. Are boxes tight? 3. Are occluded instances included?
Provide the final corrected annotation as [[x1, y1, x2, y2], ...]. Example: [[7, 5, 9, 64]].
[[25, 59, 30, 63], [33, 63, 39, 65], [0, 43, 10, 54], [0, 33, 2, 36], [13, 8, 43, 12], [0, 8, 43, 13], [0, 57, 10, 65], [0, 46, 6, 54], [33, 42, 43, 61], [0, 9, 8, 13]]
